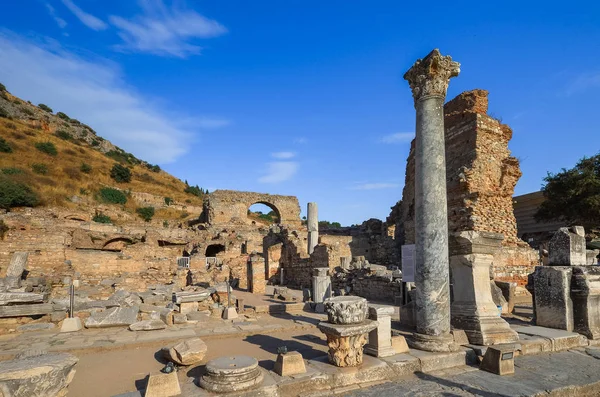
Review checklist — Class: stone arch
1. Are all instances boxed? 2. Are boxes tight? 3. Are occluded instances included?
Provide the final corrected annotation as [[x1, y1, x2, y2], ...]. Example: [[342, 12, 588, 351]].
[[205, 190, 301, 226], [248, 201, 281, 225], [102, 237, 134, 251]]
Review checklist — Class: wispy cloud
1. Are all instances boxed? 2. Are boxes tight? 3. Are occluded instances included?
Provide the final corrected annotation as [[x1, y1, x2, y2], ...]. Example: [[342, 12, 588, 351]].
[[380, 132, 414, 144], [350, 183, 400, 190], [45, 3, 68, 30], [61, 0, 108, 31], [258, 162, 299, 183], [0, 31, 227, 163], [294, 137, 307, 144], [109, 0, 227, 57], [271, 151, 295, 159], [566, 72, 600, 96]]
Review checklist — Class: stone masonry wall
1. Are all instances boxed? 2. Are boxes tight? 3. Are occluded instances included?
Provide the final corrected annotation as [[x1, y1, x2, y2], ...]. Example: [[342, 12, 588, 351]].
[[391, 89, 538, 285]]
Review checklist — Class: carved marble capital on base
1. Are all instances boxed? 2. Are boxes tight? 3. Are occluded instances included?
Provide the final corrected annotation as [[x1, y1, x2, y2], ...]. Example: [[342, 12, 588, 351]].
[[317, 320, 377, 367]]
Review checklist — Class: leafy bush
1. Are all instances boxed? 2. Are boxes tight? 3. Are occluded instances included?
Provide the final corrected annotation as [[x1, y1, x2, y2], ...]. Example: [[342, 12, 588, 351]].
[[91, 139, 100, 146], [0, 83, 5, 92], [110, 163, 131, 183], [55, 130, 73, 141], [35, 141, 58, 156], [69, 119, 81, 126], [106, 150, 140, 165], [0, 137, 12, 153], [97, 187, 127, 204], [1, 167, 23, 175], [80, 163, 92, 173], [56, 112, 70, 121], [0, 106, 8, 119], [0, 177, 40, 209], [145, 163, 161, 173], [318, 220, 342, 229], [38, 104, 53, 113], [164, 197, 173, 206], [184, 181, 206, 197], [136, 206, 155, 222], [31, 163, 49, 175], [21, 107, 34, 116], [92, 212, 112, 224]]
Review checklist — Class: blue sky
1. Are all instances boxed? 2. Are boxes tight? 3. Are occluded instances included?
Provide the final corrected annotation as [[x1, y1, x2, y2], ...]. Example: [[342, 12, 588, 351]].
[[0, 1, 599, 225]]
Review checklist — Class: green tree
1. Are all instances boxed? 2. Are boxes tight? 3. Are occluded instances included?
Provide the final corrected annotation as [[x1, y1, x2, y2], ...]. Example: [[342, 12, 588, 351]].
[[136, 206, 155, 222], [0, 178, 39, 209], [535, 153, 600, 229], [110, 163, 132, 183], [38, 104, 53, 113], [97, 187, 127, 204]]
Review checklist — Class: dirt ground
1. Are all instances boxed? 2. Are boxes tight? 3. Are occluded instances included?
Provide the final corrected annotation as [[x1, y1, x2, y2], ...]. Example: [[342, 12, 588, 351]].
[[67, 328, 328, 397]]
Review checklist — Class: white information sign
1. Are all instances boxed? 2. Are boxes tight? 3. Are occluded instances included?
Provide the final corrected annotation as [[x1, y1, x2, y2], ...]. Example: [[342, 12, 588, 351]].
[[401, 244, 416, 283]]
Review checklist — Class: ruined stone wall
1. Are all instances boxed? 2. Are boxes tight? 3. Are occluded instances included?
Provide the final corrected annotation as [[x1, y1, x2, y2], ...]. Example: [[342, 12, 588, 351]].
[[206, 190, 301, 227], [391, 90, 538, 285], [263, 227, 312, 288]]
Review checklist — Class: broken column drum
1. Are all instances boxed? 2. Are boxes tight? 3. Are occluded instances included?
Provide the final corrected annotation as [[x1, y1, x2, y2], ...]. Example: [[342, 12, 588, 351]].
[[317, 296, 377, 367], [199, 355, 263, 393], [307, 202, 318, 255], [404, 49, 460, 352], [312, 267, 331, 304]]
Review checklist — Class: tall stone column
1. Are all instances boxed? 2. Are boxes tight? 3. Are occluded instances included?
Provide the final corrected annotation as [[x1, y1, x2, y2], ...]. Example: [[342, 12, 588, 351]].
[[307, 202, 318, 254], [404, 49, 460, 352]]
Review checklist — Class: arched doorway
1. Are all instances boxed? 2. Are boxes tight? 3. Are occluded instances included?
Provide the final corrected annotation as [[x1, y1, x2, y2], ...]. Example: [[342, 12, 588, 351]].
[[247, 202, 281, 225], [205, 244, 225, 257]]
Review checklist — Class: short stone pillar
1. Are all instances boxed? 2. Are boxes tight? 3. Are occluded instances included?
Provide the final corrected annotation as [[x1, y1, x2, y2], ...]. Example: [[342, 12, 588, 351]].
[[317, 296, 377, 367], [247, 254, 266, 294], [404, 49, 460, 352], [449, 231, 519, 345], [548, 227, 587, 266], [312, 267, 331, 306], [532, 266, 574, 331], [365, 304, 396, 358], [307, 202, 318, 255], [571, 266, 600, 339]]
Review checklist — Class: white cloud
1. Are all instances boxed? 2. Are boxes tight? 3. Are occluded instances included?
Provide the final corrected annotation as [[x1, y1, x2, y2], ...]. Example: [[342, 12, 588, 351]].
[[45, 3, 68, 29], [258, 162, 299, 183], [380, 132, 414, 144], [109, 0, 227, 57], [271, 151, 295, 159], [350, 183, 400, 190], [61, 0, 108, 31], [566, 72, 600, 96], [0, 31, 227, 163]]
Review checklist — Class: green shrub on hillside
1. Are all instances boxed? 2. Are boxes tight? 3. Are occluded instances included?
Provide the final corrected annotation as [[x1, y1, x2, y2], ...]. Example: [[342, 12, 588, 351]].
[[0, 137, 12, 153], [1, 167, 23, 175], [20, 107, 34, 116], [145, 163, 161, 173], [35, 142, 58, 156], [38, 104, 53, 113], [92, 212, 112, 224], [0, 178, 40, 209], [0, 83, 6, 92], [55, 130, 73, 141], [184, 181, 206, 197], [97, 187, 127, 204], [136, 207, 155, 222], [80, 163, 92, 173], [56, 112, 70, 121], [31, 163, 49, 175], [110, 163, 131, 183], [164, 197, 173, 206], [106, 150, 140, 165], [91, 139, 100, 146]]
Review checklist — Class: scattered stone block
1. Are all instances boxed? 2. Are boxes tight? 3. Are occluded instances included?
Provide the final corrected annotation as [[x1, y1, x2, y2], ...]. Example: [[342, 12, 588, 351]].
[[129, 319, 167, 331], [495, 280, 516, 313], [84, 306, 139, 328], [0, 353, 78, 397], [222, 306, 238, 320], [51, 311, 67, 322], [365, 305, 396, 358], [61, 317, 83, 333], [533, 266, 573, 331], [210, 306, 224, 318], [163, 338, 207, 366], [571, 265, 600, 339], [186, 311, 208, 321], [172, 313, 187, 324], [160, 308, 174, 326], [273, 351, 306, 376], [173, 289, 210, 304], [144, 371, 181, 397], [236, 298, 245, 314], [548, 226, 586, 266], [0, 303, 53, 318], [391, 335, 409, 354], [178, 301, 198, 314], [6, 252, 28, 281], [17, 323, 55, 332], [0, 292, 44, 306], [480, 345, 516, 375]]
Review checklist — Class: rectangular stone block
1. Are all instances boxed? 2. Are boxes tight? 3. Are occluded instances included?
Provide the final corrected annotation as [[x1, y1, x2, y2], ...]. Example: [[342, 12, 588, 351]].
[[533, 266, 573, 331], [548, 227, 586, 266], [179, 301, 198, 314], [145, 372, 181, 397], [365, 305, 395, 358]]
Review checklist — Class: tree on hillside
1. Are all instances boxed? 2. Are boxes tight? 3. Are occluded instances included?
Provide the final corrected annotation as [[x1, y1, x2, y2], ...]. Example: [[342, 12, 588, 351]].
[[535, 152, 600, 229], [319, 220, 342, 229]]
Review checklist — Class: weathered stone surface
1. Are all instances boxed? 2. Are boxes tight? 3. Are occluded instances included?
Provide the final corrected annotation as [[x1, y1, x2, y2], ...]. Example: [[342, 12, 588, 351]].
[[0, 292, 44, 306], [571, 266, 600, 339], [532, 266, 573, 330], [84, 306, 139, 328], [163, 338, 207, 366], [222, 306, 238, 319], [391, 335, 410, 354], [6, 252, 28, 279], [318, 320, 378, 367], [144, 372, 180, 397], [307, 202, 318, 255], [173, 289, 210, 304], [160, 308, 174, 326], [480, 345, 515, 375], [587, 249, 600, 265], [365, 305, 395, 358], [17, 323, 55, 332], [172, 313, 187, 324], [324, 296, 368, 325], [248, 255, 266, 294], [60, 317, 83, 333], [129, 319, 167, 331], [178, 301, 198, 314], [273, 351, 306, 377], [548, 227, 587, 266], [0, 303, 53, 318], [494, 280, 516, 313], [199, 355, 263, 393], [0, 353, 78, 397]]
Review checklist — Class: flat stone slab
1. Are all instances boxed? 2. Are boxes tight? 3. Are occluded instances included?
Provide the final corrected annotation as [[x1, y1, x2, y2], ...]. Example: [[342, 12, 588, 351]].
[[129, 319, 167, 331], [85, 306, 139, 328], [513, 325, 586, 351], [163, 338, 207, 366], [0, 292, 44, 306], [17, 323, 55, 332]]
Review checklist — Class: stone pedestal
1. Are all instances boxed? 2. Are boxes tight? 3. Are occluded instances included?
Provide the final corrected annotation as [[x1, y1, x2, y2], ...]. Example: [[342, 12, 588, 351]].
[[312, 268, 331, 304], [365, 305, 396, 358], [317, 320, 377, 367], [247, 255, 266, 294], [307, 202, 318, 255], [145, 371, 181, 397], [449, 231, 518, 345], [273, 352, 306, 376], [60, 317, 82, 333], [404, 49, 460, 352], [222, 306, 238, 320], [533, 266, 574, 331], [199, 356, 263, 393], [548, 226, 586, 266], [571, 266, 600, 339]]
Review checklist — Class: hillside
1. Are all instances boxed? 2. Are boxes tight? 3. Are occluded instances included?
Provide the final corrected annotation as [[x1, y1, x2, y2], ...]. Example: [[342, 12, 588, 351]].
[[0, 84, 204, 223]]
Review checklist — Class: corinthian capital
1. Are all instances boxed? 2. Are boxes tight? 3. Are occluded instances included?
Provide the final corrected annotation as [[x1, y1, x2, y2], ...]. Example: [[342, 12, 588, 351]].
[[404, 49, 460, 103]]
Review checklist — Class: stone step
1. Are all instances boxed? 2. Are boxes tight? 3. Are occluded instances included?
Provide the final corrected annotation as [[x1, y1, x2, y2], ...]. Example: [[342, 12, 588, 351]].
[[0, 303, 54, 318]]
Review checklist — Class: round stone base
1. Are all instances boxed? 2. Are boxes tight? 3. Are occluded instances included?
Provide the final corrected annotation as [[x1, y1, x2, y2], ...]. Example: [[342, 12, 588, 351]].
[[408, 332, 459, 352], [199, 355, 264, 393]]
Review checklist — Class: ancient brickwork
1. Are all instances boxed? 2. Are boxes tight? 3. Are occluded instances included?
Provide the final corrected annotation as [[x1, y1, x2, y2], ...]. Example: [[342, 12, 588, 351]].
[[391, 90, 538, 285], [263, 227, 312, 288]]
